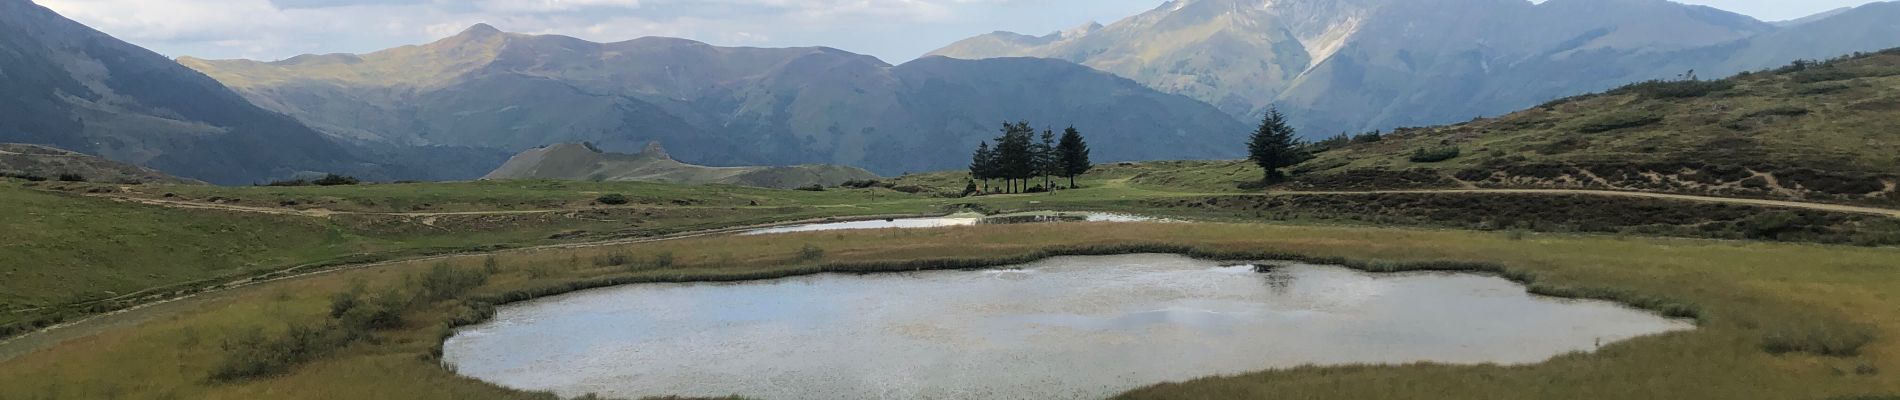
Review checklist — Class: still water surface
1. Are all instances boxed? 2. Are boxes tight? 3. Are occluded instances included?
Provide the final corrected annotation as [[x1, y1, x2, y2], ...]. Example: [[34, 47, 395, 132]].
[[740, 213, 1165, 235], [444, 254, 1691, 399]]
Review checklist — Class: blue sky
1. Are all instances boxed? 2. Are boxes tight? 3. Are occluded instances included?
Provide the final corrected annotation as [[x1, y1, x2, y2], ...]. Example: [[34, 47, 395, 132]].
[[36, 0, 1890, 63]]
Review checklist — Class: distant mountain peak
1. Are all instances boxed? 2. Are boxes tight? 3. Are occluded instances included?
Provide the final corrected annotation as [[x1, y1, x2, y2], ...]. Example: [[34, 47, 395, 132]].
[[639, 141, 671, 159], [460, 23, 503, 37]]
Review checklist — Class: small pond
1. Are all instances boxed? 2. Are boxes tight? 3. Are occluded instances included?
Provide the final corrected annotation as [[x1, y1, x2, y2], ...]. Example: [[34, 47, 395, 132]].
[[443, 254, 1692, 400], [740, 212, 1165, 235]]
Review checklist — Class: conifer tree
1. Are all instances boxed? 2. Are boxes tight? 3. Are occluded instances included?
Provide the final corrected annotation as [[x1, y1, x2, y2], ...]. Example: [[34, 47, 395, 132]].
[[970, 141, 995, 192], [1247, 107, 1303, 183], [1057, 126, 1092, 188]]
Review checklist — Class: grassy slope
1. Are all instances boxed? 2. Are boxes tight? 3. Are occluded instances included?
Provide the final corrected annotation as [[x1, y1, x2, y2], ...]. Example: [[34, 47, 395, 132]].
[[0, 223, 1894, 399], [0, 179, 965, 331], [1128, 50, 1900, 203]]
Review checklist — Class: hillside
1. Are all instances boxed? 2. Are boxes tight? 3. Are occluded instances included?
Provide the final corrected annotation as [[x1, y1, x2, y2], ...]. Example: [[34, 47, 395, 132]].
[[180, 26, 1248, 177], [930, 0, 1900, 139], [483, 143, 879, 189], [0, 144, 199, 184], [1130, 49, 1900, 206], [0, 0, 367, 185]]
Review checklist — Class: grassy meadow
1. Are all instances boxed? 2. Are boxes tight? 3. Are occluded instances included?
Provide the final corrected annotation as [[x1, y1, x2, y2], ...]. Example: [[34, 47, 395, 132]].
[[0, 222, 1895, 399]]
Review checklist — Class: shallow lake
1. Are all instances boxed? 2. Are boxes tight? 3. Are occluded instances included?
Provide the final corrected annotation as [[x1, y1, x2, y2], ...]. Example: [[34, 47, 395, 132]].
[[443, 254, 1692, 400]]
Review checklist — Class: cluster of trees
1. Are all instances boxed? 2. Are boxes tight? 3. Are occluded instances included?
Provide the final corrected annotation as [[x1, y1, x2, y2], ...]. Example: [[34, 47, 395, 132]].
[[968, 121, 1092, 194]]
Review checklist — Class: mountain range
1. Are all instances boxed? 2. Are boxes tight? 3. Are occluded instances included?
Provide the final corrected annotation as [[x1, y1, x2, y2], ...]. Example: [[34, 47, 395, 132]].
[[0, 0, 371, 184], [4, 0, 1898, 185], [930, 0, 1900, 137], [179, 25, 1247, 178]]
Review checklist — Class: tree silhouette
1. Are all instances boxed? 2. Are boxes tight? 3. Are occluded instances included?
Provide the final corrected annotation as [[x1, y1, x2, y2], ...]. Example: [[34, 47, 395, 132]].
[[1247, 107, 1303, 183], [1057, 126, 1092, 188]]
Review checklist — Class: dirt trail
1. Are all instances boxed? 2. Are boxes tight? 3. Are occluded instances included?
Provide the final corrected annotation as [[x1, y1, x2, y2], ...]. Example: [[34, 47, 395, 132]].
[[1273, 189, 1900, 218]]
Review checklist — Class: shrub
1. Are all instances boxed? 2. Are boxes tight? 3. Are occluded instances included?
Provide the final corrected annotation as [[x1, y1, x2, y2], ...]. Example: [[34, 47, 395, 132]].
[[1408, 147, 1462, 163], [0, 172, 48, 182], [264, 178, 311, 187], [840, 179, 894, 189], [1578, 112, 1664, 133], [1610, 79, 1735, 99], [56, 173, 86, 182], [1762, 323, 1876, 357], [596, 193, 631, 205], [640, 251, 675, 271], [795, 184, 826, 192], [415, 262, 489, 302], [593, 252, 632, 267], [796, 244, 826, 262], [209, 324, 348, 381], [312, 174, 359, 186]]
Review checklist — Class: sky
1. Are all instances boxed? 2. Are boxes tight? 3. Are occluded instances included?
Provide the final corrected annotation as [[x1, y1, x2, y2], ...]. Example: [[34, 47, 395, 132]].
[[35, 0, 1891, 63]]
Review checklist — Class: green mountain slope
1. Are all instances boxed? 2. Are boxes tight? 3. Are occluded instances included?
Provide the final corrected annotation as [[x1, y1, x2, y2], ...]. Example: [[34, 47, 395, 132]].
[[181, 26, 1248, 177], [483, 142, 879, 189], [0, 0, 366, 185], [1138, 49, 1900, 206]]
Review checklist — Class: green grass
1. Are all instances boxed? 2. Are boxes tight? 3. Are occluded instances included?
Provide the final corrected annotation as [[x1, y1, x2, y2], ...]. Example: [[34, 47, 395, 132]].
[[1110, 52, 1900, 205], [1, 223, 1895, 399], [0, 179, 969, 337], [67, 179, 941, 213]]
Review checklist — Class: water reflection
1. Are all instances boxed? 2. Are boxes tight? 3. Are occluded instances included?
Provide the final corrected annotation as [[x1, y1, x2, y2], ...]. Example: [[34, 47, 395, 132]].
[[444, 254, 1692, 400]]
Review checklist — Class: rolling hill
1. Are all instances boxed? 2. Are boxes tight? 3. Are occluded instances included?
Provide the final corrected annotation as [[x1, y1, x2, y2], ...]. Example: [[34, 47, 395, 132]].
[[180, 26, 1249, 178], [0, 143, 200, 184], [1130, 48, 1900, 206], [483, 142, 879, 189]]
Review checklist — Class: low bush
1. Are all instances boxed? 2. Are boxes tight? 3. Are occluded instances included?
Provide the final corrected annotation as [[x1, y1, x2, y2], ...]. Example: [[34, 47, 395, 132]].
[[593, 252, 632, 267], [1610, 79, 1735, 99], [415, 262, 489, 302], [1408, 147, 1462, 163], [795, 184, 826, 192], [596, 193, 630, 205], [1577, 112, 1664, 133], [56, 173, 86, 182], [312, 174, 359, 186], [209, 323, 351, 381], [796, 244, 826, 262], [0, 172, 48, 182], [840, 179, 895, 189], [1762, 323, 1876, 357]]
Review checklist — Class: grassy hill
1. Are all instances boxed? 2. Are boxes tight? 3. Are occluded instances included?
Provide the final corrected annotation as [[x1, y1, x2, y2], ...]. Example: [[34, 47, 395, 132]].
[[1129, 48, 1900, 206], [482, 142, 879, 189], [0, 144, 200, 185]]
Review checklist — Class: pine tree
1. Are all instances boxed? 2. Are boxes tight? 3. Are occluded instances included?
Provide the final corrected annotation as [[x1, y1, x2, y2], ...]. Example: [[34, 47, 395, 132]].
[[1037, 129, 1057, 191], [1057, 126, 1092, 188], [970, 141, 994, 193], [1247, 107, 1303, 183], [993, 121, 1036, 193]]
